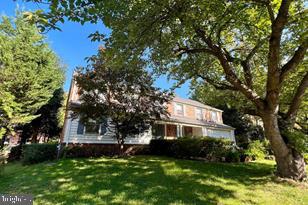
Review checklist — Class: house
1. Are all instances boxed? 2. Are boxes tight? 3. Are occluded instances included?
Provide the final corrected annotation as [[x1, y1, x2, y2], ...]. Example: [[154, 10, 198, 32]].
[[61, 79, 235, 145]]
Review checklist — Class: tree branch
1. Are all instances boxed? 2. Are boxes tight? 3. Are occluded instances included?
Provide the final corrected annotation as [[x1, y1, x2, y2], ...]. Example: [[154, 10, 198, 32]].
[[240, 39, 266, 88], [194, 27, 265, 110], [174, 47, 216, 57], [266, 2, 275, 23], [240, 61, 253, 88], [285, 72, 308, 126], [266, 0, 292, 109], [196, 74, 238, 91], [268, 0, 292, 72], [280, 42, 308, 83]]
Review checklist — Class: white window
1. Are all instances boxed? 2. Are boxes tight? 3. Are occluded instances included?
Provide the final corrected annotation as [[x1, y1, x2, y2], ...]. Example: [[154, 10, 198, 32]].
[[196, 108, 203, 120], [175, 103, 184, 116], [211, 111, 217, 122]]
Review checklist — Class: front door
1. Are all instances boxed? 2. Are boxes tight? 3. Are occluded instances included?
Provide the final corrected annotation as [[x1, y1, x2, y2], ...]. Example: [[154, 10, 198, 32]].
[[166, 124, 177, 138]]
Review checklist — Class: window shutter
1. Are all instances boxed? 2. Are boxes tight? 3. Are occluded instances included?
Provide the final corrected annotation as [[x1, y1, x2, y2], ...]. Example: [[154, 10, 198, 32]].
[[100, 119, 108, 135], [77, 121, 84, 135]]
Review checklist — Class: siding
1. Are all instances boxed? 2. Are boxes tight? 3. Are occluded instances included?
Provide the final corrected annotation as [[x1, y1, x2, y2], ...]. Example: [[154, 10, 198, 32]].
[[185, 105, 195, 119], [167, 102, 174, 115], [64, 118, 152, 144], [63, 118, 235, 144]]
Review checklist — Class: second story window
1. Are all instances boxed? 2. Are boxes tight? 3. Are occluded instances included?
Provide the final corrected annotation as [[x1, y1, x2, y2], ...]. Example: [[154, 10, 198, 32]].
[[211, 111, 217, 122], [196, 108, 203, 120], [175, 103, 184, 116]]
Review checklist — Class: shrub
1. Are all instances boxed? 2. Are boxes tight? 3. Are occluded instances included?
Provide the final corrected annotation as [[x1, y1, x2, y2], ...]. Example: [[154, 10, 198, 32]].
[[171, 137, 202, 158], [22, 143, 58, 164], [245, 140, 266, 160], [225, 150, 241, 163], [171, 137, 234, 161], [197, 137, 234, 161], [7, 145, 22, 162], [62, 144, 148, 158], [149, 139, 176, 156], [150, 137, 236, 162]]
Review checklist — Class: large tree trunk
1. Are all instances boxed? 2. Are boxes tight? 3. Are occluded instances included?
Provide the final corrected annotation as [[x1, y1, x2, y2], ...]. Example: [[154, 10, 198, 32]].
[[262, 113, 306, 180]]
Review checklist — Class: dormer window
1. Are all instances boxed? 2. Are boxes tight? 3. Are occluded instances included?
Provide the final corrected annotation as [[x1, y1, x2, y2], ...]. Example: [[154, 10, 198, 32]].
[[196, 108, 203, 120], [175, 103, 184, 116]]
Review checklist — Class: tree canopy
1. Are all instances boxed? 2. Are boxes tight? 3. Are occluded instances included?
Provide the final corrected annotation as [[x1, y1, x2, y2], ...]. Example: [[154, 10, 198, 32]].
[[20, 88, 66, 143], [0, 14, 64, 144], [25, 0, 307, 179], [72, 49, 172, 151]]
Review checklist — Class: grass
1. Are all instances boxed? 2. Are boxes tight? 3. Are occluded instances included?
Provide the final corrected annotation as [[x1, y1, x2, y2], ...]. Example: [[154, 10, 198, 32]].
[[0, 156, 307, 205]]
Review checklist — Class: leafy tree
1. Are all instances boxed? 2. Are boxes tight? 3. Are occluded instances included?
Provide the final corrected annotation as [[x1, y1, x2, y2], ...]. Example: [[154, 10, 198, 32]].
[[20, 88, 65, 144], [72, 49, 172, 153], [0, 14, 64, 147], [25, 0, 307, 179]]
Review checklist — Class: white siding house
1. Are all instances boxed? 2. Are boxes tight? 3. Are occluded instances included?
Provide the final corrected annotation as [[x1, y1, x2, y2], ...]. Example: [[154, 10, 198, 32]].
[[61, 78, 235, 145]]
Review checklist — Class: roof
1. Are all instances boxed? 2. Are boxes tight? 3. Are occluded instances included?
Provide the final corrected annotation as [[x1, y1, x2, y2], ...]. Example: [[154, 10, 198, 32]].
[[172, 96, 223, 112], [163, 115, 234, 130]]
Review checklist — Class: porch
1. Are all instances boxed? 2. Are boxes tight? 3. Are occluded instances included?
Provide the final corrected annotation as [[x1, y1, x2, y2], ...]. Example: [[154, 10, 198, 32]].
[[152, 123, 203, 139]]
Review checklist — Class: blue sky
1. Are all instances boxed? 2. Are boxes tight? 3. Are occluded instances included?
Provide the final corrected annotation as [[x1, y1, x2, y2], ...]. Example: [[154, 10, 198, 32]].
[[0, 0, 190, 98]]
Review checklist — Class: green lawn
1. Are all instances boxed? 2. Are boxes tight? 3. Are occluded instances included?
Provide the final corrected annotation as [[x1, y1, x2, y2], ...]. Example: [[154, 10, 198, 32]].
[[1, 156, 307, 205]]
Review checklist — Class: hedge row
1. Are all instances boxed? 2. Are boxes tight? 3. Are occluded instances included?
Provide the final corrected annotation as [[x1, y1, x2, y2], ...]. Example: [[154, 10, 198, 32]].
[[150, 137, 240, 162], [63, 144, 149, 158], [8, 143, 149, 164], [7, 137, 241, 164]]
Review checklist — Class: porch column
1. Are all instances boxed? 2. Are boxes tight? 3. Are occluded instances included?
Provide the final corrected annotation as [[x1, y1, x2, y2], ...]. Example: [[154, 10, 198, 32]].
[[180, 125, 183, 137], [176, 124, 180, 138], [164, 124, 167, 139]]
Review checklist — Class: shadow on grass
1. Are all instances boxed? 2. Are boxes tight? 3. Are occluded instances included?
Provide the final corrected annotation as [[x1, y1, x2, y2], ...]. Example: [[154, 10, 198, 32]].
[[0, 156, 275, 205]]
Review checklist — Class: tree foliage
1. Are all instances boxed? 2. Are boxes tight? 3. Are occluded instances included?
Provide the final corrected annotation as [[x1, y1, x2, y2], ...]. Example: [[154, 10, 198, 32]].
[[0, 14, 64, 145], [72, 49, 172, 151], [26, 0, 307, 179], [20, 88, 65, 143]]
